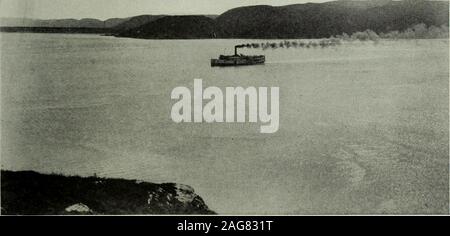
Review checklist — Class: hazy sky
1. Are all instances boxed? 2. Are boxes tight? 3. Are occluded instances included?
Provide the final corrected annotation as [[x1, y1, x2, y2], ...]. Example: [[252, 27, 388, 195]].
[[0, 0, 330, 20]]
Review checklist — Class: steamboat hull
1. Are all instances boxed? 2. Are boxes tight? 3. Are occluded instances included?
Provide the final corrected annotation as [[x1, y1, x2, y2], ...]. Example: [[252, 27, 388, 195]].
[[211, 55, 265, 67]]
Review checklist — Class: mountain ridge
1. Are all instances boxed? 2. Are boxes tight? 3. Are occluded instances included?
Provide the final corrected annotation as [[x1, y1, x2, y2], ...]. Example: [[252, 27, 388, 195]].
[[214, 0, 449, 38], [1, 1, 448, 39]]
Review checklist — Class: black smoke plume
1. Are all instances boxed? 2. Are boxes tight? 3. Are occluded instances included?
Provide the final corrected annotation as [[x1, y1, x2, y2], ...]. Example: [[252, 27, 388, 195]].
[[235, 38, 342, 51]]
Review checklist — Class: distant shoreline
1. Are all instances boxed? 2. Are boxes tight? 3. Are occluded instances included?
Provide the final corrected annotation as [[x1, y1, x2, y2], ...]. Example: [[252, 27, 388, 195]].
[[1, 1, 448, 40], [0, 27, 112, 34], [2, 25, 448, 42]]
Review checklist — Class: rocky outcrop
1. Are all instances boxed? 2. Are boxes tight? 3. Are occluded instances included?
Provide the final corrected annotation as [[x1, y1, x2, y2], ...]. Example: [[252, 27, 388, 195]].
[[1, 170, 215, 215], [65, 203, 93, 214]]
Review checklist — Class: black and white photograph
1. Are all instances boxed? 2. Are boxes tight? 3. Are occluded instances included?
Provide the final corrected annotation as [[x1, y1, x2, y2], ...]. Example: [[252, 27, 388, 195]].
[[0, 0, 449, 219]]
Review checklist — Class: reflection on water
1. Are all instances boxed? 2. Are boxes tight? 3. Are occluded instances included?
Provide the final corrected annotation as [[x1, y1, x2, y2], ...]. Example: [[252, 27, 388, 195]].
[[1, 33, 448, 214]]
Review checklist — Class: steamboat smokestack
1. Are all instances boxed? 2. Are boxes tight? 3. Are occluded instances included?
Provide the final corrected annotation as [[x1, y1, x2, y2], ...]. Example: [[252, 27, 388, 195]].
[[234, 44, 244, 55]]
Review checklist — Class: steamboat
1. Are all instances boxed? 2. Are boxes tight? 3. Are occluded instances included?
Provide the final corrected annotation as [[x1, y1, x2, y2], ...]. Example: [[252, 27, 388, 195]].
[[211, 45, 265, 67]]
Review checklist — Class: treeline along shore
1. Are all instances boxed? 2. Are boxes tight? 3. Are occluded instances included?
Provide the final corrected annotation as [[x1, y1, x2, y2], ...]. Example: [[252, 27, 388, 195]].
[[1, 0, 448, 39]]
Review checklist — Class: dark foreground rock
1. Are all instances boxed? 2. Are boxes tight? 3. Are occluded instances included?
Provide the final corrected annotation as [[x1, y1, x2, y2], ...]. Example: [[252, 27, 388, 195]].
[[1, 170, 215, 215]]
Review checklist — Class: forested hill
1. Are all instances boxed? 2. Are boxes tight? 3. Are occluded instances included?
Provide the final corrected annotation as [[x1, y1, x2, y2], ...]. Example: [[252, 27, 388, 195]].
[[214, 0, 449, 39], [116, 0, 449, 39], [2, 1, 448, 39]]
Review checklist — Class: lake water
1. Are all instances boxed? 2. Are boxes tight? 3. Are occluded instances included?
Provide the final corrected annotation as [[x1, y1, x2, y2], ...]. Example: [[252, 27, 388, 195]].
[[1, 33, 448, 214]]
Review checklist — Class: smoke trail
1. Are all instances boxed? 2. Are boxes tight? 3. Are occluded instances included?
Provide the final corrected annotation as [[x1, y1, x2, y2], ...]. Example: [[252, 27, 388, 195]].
[[236, 38, 343, 51], [236, 24, 448, 52]]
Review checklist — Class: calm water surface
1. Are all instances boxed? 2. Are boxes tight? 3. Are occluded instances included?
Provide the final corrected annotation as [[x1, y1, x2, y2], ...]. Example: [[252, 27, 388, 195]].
[[1, 33, 448, 214]]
